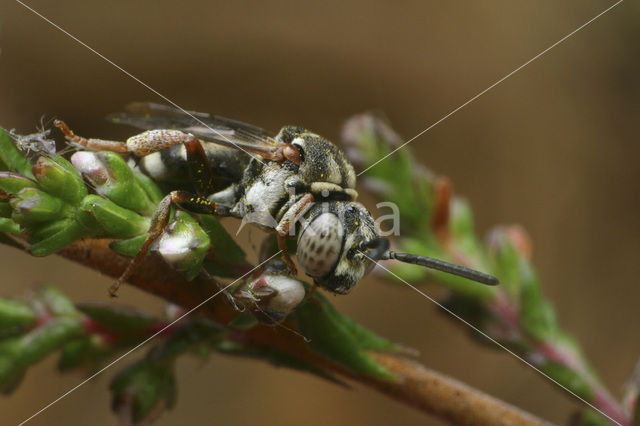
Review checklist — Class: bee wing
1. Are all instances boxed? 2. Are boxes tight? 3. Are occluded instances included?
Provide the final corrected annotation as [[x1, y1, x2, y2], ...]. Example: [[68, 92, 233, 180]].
[[107, 102, 278, 154]]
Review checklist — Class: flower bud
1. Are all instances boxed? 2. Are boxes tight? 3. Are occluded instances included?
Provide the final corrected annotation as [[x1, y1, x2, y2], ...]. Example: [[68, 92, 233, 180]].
[[154, 211, 210, 280], [71, 152, 155, 216], [76, 195, 150, 238], [10, 187, 69, 225], [234, 263, 306, 325], [0, 172, 37, 196], [32, 156, 87, 206]]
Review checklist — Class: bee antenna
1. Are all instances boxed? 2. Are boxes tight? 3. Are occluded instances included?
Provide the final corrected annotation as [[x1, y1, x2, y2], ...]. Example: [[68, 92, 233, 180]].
[[382, 251, 499, 286], [359, 237, 390, 261]]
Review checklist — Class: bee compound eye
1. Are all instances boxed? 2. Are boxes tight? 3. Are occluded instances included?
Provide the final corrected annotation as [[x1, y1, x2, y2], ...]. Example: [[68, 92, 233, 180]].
[[296, 213, 344, 278]]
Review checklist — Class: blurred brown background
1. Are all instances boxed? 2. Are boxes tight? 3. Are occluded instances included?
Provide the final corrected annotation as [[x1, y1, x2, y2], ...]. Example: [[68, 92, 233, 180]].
[[1, 1, 639, 424]]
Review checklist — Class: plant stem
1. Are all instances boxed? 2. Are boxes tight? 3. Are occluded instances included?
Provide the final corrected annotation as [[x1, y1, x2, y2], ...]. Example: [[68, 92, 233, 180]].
[[46, 238, 548, 425], [369, 352, 549, 426]]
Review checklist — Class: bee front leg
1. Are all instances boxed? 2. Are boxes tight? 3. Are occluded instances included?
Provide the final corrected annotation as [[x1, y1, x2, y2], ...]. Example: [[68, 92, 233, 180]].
[[275, 193, 315, 276], [109, 190, 229, 297]]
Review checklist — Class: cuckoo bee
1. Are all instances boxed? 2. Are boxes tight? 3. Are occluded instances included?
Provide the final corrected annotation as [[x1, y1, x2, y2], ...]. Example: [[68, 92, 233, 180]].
[[55, 102, 498, 296]]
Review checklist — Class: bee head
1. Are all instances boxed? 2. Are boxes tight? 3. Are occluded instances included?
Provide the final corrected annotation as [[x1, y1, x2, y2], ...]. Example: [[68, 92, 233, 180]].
[[296, 202, 380, 294], [295, 201, 499, 295]]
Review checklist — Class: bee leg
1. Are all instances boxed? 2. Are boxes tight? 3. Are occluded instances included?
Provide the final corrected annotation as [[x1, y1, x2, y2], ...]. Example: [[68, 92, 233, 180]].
[[109, 190, 229, 297], [275, 193, 315, 275], [183, 136, 215, 196], [54, 120, 129, 153], [276, 233, 298, 276], [120, 129, 216, 196], [57, 121, 215, 195], [308, 282, 318, 300]]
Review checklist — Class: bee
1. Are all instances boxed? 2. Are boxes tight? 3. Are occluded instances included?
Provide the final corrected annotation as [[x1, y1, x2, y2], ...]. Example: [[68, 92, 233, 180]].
[[55, 102, 498, 297]]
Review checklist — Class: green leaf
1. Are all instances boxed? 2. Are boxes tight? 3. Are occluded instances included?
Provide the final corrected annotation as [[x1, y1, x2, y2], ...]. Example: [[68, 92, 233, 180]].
[[151, 321, 221, 361], [392, 238, 495, 300], [0, 172, 37, 195], [29, 218, 77, 242], [110, 358, 176, 423], [488, 228, 522, 297], [0, 299, 36, 332], [0, 202, 12, 218], [519, 262, 557, 341], [77, 303, 158, 334], [133, 171, 164, 205], [109, 234, 148, 257], [449, 199, 484, 261], [58, 335, 104, 372], [541, 361, 594, 401], [215, 339, 342, 385], [19, 317, 83, 366], [41, 286, 79, 317], [321, 299, 397, 352], [295, 294, 396, 381], [0, 127, 34, 178], [0, 218, 20, 234], [198, 215, 245, 265], [572, 408, 613, 426], [28, 221, 88, 256], [0, 338, 26, 394], [228, 312, 259, 330]]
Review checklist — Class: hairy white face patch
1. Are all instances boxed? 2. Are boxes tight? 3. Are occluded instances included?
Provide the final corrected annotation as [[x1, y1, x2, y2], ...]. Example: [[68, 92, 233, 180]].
[[296, 213, 344, 278]]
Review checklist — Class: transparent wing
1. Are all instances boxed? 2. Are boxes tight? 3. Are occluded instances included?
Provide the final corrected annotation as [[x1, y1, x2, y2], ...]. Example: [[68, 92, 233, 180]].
[[107, 102, 278, 153]]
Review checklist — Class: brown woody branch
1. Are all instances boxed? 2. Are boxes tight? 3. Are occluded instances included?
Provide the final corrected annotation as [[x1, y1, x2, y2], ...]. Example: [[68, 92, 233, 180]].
[[53, 238, 548, 426]]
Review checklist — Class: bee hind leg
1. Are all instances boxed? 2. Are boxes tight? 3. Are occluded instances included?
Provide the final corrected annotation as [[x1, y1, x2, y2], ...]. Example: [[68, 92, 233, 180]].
[[54, 120, 129, 153], [56, 122, 216, 197], [109, 190, 229, 297]]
